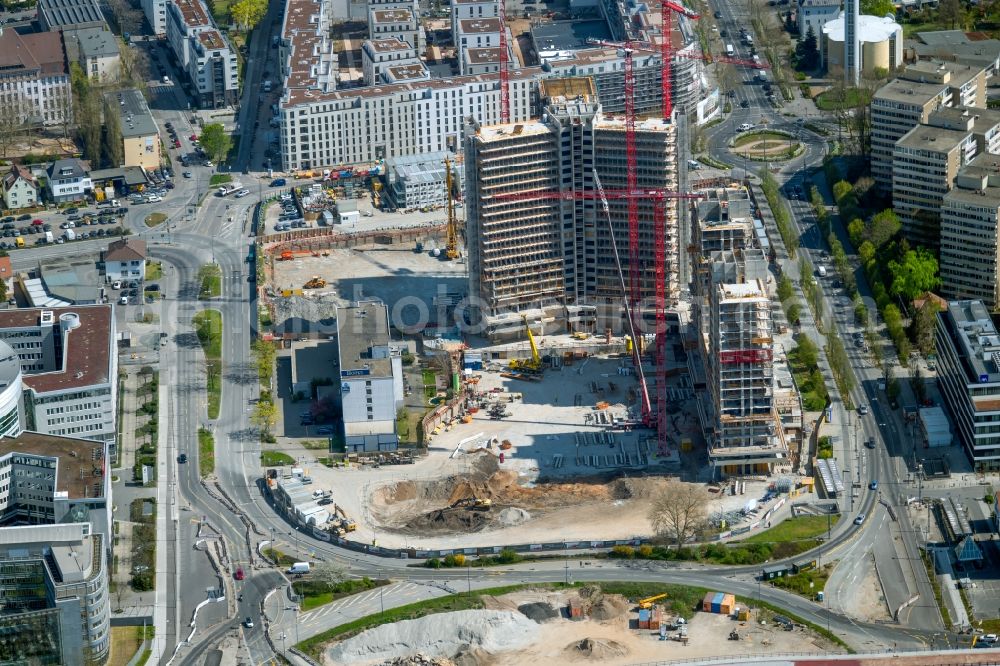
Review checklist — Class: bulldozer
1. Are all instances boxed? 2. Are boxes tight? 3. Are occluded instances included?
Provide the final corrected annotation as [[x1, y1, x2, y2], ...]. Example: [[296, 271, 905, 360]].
[[303, 276, 327, 289]]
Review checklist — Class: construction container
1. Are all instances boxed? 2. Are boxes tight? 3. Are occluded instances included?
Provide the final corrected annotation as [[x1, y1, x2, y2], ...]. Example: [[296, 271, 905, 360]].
[[569, 600, 583, 618], [719, 594, 736, 615], [638, 609, 650, 629], [736, 607, 751, 621], [711, 592, 724, 613], [763, 564, 790, 580], [701, 592, 716, 612], [649, 608, 661, 631]]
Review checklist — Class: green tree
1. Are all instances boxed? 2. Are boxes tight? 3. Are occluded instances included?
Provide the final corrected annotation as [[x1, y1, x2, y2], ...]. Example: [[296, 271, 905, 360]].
[[71, 63, 102, 165], [103, 97, 124, 167], [861, 0, 895, 15], [777, 274, 794, 303], [251, 399, 278, 435], [847, 218, 866, 248], [796, 335, 819, 368], [888, 248, 940, 301], [910, 300, 939, 356], [869, 209, 901, 248], [858, 240, 876, 267], [795, 26, 820, 70], [199, 123, 232, 164], [231, 0, 267, 30], [938, 0, 966, 28]]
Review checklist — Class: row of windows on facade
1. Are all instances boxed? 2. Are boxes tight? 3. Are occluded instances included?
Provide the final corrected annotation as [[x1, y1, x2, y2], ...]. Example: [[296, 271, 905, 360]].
[[46, 402, 107, 416]]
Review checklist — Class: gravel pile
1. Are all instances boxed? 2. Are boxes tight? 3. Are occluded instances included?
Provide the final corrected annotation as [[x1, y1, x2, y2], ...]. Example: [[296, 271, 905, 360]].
[[517, 602, 559, 622], [326, 609, 540, 664], [271, 294, 340, 334], [497, 507, 530, 526]]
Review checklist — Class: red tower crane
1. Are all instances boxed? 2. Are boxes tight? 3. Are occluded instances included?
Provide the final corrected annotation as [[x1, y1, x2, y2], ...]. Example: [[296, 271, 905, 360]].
[[499, 0, 510, 123], [659, 0, 700, 120]]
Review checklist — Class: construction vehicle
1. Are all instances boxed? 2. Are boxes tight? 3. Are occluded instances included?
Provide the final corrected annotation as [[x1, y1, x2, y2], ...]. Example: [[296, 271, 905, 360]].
[[452, 497, 493, 510], [571, 332, 590, 340], [729, 631, 740, 641], [444, 158, 460, 260], [637, 593, 668, 610], [278, 249, 318, 261], [509, 316, 542, 372], [303, 276, 327, 289]]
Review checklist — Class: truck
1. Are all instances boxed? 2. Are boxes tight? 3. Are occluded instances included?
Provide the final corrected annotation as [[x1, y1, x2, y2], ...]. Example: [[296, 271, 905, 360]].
[[64, 229, 76, 241], [287, 562, 311, 574], [217, 182, 243, 197]]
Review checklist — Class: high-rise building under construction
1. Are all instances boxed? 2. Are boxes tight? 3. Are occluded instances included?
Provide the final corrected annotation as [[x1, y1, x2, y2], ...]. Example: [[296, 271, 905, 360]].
[[465, 78, 678, 339]]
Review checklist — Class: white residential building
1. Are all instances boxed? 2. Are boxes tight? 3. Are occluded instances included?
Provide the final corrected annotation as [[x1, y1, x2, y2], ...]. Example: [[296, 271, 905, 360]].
[[46, 159, 92, 203], [336, 299, 404, 453], [940, 155, 1000, 308], [456, 17, 501, 49], [0, 30, 72, 127], [369, 6, 423, 52], [103, 238, 147, 281], [0, 306, 118, 451], [2, 165, 39, 210], [452, 0, 497, 38], [797, 0, 841, 43], [361, 38, 419, 85], [166, 0, 239, 108], [141, 0, 167, 35]]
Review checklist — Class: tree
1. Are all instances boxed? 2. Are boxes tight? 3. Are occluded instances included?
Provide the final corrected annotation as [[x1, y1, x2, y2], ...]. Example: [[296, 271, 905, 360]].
[[888, 248, 940, 301], [858, 240, 876, 267], [910, 300, 939, 356], [103, 98, 124, 167], [251, 339, 276, 385], [71, 63, 102, 165], [868, 209, 901, 248], [796, 335, 819, 368], [777, 274, 794, 303], [231, 0, 267, 30], [795, 26, 819, 71], [938, 0, 966, 28], [0, 95, 29, 158], [784, 9, 795, 33], [312, 561, 346, 587], [861, 0, 895, 16], [648, 480, 707, 545], [199, 123, 232, 164], [847, 218, 866, 248], [251, 399, 277, 435]]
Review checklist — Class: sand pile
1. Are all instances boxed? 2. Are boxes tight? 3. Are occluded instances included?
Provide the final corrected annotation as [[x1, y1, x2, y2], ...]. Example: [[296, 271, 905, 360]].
[[326, 610, 540, 664], [564, 637, 629, 660], [589, 595, 629, 622]]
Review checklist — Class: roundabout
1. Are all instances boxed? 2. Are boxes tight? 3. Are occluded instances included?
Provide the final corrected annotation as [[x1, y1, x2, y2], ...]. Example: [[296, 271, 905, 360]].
[[731, 130, 802, 161]]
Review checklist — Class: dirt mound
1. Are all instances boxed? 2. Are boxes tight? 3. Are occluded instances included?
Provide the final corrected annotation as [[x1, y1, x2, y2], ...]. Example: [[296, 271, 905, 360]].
[[378, 481, 418, 504], [497, 507, 530, 526], [406, 507, 492, 532], [609, 477, 665, 500], [590, 595, 629, 622], [518, 602, 559, 622], [564, 637, 628, 660]]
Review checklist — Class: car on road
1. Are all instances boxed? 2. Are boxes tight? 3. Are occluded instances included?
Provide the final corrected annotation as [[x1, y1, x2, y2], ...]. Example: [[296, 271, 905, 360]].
[[271, 178, 287, 187], [183, 171, 193, 178], [857, 404, 869, 415], [318, 497, 333, 505], [739, 100, 750, 108], [17, 214, 30, 221], [177, 453, 187, 463], [244, 617, 254, 629], [204, 161, 215, 168], [869, 480, 878, 490], [234, 189, 251, 198], [738, 123, 753, 131], [713, 10, 722, 17], [234, 567, 245, 580], [854, 513, 866, 525], [865, 439, 875, 449]]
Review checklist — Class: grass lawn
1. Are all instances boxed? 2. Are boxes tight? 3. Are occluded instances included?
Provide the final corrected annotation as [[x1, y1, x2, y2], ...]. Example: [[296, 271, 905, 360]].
[[145, 213, 167, 227], [299, 439, 329, 450], [733, 131, 792, 147], [261, 450, 296, 466], [109, 626, 144, 666], [787, 344, 828, 411], [770, 564, 833, 599], [209, 174, 232, 186], [815, 87, 871, 111], [198, 427, 215, 477], [294, 578, 388, 611], [192, 310, 222, 419], [742, 515, 838, 544], [145, 261, 162, 281], [198, 264, 222, 300], [263, 547, 297, 567]]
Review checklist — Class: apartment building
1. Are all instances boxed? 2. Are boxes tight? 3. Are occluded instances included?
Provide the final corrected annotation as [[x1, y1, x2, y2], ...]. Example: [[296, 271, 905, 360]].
[[369, 7, 424, 52], [47, 158, 93, 203], [336, 299, 404, 452], [361, 38, 420, 85], [871, 61, 987, 193], [797, 0, 841, 45], [452, 0, 498, 38], [706, 279, 786, 476], [940, 154, 1000, 308], [103, 238, 147, 281], [104, 89, 161, 170], [1, 164, 39, 210], [166, 0, 238, 108], [0, 432, 113, 666], [464, 78, 677, 338], [936, 300, 1000, 470], [0, 307, 118, 453], [892, 119, 975, 249], [383, 151, 456, 208], [65, 28, 121, 84], [141, 0, 167, 35], [0, 30, 72, 127]]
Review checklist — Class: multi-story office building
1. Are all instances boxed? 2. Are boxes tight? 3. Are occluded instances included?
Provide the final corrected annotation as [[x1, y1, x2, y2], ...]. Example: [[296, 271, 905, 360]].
[[0, 339, 25, 438], [706, 279, 786, 475], [0, 307, 118, 453], [0, 432, 113, 666], [936, 300, 1000, 470], [465, 78, 677, 338], [892, 120, 975, 249], [0, 30, 72, 127], [940, 155, 1000, 308], [166, 0, 238, 109], [335, 299, 404, 452], [871, 61, 987, 193], [141, 0, 167, 35]]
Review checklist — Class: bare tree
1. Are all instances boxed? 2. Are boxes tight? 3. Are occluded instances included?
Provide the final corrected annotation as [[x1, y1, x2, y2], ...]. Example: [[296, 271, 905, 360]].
[[0, 95, 30, 158], [103, 97, 124, 167], [106, 0, 144, 36], [648, 480, 708, 545]]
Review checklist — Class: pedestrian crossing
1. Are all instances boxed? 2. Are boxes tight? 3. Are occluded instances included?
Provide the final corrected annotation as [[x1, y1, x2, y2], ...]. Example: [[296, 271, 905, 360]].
[[299, 581, 430, 627]]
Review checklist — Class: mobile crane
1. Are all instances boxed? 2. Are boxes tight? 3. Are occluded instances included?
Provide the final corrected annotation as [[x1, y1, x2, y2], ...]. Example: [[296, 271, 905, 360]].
[[509, 316, 542, 372]]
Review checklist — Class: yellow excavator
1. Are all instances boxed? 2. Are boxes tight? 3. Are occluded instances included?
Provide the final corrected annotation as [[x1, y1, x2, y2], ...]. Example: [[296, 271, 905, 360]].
[[509, 316, 543, 372], [444, 157, 460, 260]]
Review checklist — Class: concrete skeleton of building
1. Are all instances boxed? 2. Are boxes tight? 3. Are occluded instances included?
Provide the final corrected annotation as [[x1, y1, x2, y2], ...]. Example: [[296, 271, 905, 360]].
[[0, 433, 113, 666], [382, 151, 460, 209], [871, 60, 988, 194], [936, 300, 1000, 470], [940, 154, 1000, 308], [104, 89, 162, 171], [276, 0, 703, 169], [166, 0, 239, 109], [464, 78, 678, 339], [335, 299, 404, 452]]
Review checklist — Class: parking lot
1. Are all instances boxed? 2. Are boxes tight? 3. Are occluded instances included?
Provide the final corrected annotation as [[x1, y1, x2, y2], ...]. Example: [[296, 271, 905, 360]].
[[0, 205, 128, 250]]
